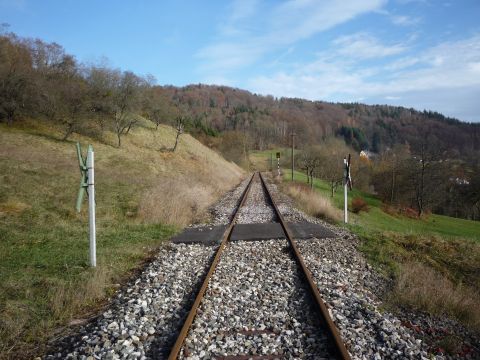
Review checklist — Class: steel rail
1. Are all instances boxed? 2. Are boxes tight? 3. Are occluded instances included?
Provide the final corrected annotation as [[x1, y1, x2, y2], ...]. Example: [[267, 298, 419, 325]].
[[167, 173, 256, 360], [258, 172, 352, 360]]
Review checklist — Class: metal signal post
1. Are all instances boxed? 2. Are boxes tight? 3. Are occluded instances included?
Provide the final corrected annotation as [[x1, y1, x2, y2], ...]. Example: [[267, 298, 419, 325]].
[[76, 143, 96, 267], [276, 152, 281, 177], [291, 133, 296, 181], [343, 154, 352, 224]]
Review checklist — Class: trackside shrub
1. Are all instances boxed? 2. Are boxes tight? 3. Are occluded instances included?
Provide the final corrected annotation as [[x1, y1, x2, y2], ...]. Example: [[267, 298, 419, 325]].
[[352, 197, 369, 213]]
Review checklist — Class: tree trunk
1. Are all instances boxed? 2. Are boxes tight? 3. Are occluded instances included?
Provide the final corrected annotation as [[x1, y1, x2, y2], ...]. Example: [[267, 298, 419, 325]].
[[390, 163, 396, 204], [117, 132, 122, 148], [6, 111, 14, 126], [126, 120, 137, 134], [63, 123, 74, 141], [172, 131, 181, 152], [417, 158, 426, 217]]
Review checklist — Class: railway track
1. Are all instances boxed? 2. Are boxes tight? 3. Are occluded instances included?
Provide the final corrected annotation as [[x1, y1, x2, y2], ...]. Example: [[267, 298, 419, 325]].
[[168, 172, 351, 359]]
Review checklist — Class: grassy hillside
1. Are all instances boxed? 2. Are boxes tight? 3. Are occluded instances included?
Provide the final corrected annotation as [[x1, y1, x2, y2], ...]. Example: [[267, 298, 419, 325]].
[[279, 169, 480, 336], [0, 119, 244, 358], [289, 170, 480, 241], [251, 145, 479, 337]]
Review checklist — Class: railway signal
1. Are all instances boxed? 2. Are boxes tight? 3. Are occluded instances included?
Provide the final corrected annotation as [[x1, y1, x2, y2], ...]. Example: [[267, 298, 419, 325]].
[[343, 154, 352, 224], [76, 143, 97, 267], [291, 133, 296, 181], [276, 152, 281, 177]]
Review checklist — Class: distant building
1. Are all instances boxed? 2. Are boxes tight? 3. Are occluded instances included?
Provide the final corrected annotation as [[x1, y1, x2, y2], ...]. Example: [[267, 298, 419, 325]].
[[359, 150, 376, 160], [449, 177, 470, 185]]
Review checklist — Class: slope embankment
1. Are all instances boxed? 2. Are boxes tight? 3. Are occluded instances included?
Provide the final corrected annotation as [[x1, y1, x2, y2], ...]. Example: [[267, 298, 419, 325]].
[[0, 120, 244, 359]]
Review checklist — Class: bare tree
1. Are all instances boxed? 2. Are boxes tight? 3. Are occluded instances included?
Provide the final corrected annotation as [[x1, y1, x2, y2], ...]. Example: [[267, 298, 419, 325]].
[[171, 116, 185, 152], [61, 79, 88, 140], [85, 66, 118, 133], [372, 144, 410, 205], [406, 129, 449, 216], [299, 146, 321, 188], [315, 139, 351, 196], [144, 87, 177, 130], [112, 71, 143, 147], [0, 34, 32, 125]]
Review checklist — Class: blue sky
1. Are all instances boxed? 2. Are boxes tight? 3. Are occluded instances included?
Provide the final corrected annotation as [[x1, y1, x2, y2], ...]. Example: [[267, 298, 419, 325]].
[[2, 0, 480, 122]]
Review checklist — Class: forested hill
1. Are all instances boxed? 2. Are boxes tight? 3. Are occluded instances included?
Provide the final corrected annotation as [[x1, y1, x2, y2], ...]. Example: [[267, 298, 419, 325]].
[[1, 31, 479, 220], [160, 84, 480, 158], [1, 30, 479, 161]]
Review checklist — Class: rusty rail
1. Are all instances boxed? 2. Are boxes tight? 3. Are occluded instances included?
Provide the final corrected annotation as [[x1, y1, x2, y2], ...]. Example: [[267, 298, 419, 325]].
[[168, 172, 351, 359], [258, 172, 352, 360], [167, 173, 256, 360]]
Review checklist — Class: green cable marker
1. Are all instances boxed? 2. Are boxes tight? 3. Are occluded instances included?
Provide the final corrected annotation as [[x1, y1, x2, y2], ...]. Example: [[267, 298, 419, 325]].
[[75, 143, 96, 267], [76, 143, 88, 212]]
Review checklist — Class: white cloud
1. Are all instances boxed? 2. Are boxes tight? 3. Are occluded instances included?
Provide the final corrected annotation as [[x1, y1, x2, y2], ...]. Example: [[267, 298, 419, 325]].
[[391, 15, 421, 26], [385, 56, 420, 70], [248, 34, 480, 121], [266, 0, 386, 44], [333, 33, 408, 59], [395, 0, 428, 4], [196, 0, 386, 76], [230, 0, 259, 22]]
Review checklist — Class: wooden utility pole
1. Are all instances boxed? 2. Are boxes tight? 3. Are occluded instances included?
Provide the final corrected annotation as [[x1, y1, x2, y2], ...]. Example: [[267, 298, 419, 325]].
[[291, 133, 296, 181]]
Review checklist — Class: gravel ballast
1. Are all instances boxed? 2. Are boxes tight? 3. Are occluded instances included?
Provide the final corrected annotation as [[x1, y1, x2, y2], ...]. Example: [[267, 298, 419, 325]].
[[45, 244, 216, 359], [208, 177, 251, 226], [44, 173, 479, 359], [179, 239, 334, 359], [264, 174, 480, 360], [237, 175, 277, 224]]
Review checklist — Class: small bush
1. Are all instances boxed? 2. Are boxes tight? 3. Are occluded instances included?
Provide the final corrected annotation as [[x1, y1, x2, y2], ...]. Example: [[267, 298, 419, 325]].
[[285, 184, 342, 223], [390, 261, 480, 331], [352, 197, 369, 213], [381, 204, 399, 216], [400, 207, 419, 219]]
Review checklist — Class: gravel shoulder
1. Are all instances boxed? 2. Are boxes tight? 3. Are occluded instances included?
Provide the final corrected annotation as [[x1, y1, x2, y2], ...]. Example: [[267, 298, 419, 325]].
[[265, 175, 480, 360], [44, 244, 215, 359], [43, 174, 479, 360], [43, 177, 250, 359]]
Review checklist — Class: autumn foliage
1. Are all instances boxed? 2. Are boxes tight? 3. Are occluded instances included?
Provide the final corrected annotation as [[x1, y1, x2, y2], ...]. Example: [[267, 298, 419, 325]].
[[351, 197, 369, 213]]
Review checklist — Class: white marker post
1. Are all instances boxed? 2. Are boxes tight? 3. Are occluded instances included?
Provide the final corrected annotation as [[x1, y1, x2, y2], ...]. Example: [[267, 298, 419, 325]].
[[276, 152, 281, 177], [87, 145, 96, 267], [344, 157, 348, 223], [343, 154, 352, 224]]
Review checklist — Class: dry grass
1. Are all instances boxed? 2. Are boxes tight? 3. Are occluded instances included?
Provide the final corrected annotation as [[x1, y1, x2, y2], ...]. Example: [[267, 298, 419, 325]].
[[138, 177, 220, 227], [0, 118, 244, 358], [49, 267, 111, 318], [390, 261, 480, 331], [285, 183, 342, 223], [0, 199, 30, 216]]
